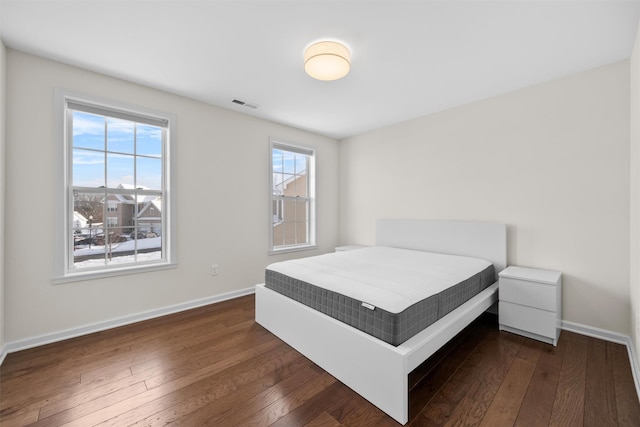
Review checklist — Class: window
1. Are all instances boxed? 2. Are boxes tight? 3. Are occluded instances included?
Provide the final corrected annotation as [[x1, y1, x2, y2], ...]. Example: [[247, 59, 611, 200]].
[[56, 91, 175, 282], [270, 140, 316, 253]]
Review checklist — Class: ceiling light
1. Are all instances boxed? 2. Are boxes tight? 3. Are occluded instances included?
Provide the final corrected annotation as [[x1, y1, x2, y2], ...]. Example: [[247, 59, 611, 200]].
[[304, 41, 351, 81]]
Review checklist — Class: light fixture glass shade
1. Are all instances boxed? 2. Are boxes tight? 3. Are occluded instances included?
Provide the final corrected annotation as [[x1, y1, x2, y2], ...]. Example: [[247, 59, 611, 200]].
[[304, 41, 351, 81]]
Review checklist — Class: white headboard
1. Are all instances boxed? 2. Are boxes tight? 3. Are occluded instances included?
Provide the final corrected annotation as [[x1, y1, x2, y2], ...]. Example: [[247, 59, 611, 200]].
[[376, 219, 507, 278]]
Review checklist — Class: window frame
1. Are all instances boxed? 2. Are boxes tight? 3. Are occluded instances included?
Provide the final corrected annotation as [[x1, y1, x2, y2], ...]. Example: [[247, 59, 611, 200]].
[[269, 138, 317, 254], [54, 89, 177, 283]]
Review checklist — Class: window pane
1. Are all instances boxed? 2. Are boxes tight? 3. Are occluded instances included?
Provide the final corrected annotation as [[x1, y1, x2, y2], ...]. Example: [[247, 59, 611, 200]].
[[272, 199, 283, 223], [137, 124, 163, 157], [282, 151, 296, 174], [295, 221, 308, 244], [102, 226, 136, 265], [294, 199, 309, 221], [107, 117, 135, 154], [276, 173, 293, 195], [291, 175, 307, 198], [134, 197, 163, 262], [72, 192, 163, 268], [281, 199, 308, 223], [283, 199, 296, 223], [295, 154, 307, 175], [73, 191, 105, 269], [274, 199, 309, 246], [72, 111, 105, 151], [104, 224, 137, 266], [272, 223, 284, 247], [73, 148, 104, 187], [107, 153, 135, 188], [73, 191, 104, 225], [272, 149, 284, 172], [283, 222, 297, 245], [272, 172, 284, 195], [137, 156, 162, 190]]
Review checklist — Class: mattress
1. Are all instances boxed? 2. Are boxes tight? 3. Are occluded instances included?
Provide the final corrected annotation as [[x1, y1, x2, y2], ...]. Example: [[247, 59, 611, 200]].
[[265, 246, 495, 346]]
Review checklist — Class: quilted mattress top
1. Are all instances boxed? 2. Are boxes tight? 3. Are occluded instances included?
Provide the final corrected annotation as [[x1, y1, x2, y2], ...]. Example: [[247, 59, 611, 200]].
[[266, 246, 493, 314]]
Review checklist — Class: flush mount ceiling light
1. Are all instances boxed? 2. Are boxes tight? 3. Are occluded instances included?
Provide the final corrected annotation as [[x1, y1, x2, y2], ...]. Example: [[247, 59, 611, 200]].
[[304, 41, 351, 81]]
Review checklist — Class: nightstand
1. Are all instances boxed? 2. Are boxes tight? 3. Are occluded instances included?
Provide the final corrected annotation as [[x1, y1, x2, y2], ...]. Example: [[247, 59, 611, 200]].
[[498, 266, 562, 346]]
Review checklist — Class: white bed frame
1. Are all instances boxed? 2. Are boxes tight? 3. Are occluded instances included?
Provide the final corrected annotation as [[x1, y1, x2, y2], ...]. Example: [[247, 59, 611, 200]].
[[255, 219, 507, 424]]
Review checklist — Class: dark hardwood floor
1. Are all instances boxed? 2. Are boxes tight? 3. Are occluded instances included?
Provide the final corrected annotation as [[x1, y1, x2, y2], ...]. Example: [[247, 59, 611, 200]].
[[1, 294, 639, 426]]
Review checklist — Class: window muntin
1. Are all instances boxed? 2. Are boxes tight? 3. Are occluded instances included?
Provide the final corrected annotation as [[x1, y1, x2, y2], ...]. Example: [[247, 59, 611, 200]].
[[270, 141, 315, 252], [64, 98, 171, 275]]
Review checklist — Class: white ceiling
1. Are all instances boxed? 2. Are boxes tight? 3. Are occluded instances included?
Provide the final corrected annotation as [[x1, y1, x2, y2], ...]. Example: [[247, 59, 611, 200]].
[[2, 0, 639, 139]]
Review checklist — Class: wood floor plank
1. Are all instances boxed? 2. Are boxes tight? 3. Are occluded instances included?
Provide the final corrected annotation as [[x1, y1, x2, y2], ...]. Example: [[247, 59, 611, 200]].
[[162, 359, 321, 426], [515, 340, 565, 427], [0, 408, 40, 427], [1, 320, 266, 421], [231, 371, 337, 426], [417, 331, 523, 426], [1, 295, 639, 427], [140, 329, 280, 391], [0, 367, 133, 423], [124, 323, 269, 388], [479, 355, 539, 427], [0, 307, 218, 378], [305, 411, 343, 427], [408, 314, 492, 420], [33, 382, 149, 426], [4, 300, 233, 363], [37, 369, 140, 419], [608, 341, 640, 426], [329, 392, 393, 426], [549, 332, 588, 427], [584, 336, 618, 426], [269, 381, 356, 427], [0, 372, 82, 414], [151, 356, 322, 426], [80, 318, 254, 384], [89, 343, 296, 427], [121, 347, 306, 426]]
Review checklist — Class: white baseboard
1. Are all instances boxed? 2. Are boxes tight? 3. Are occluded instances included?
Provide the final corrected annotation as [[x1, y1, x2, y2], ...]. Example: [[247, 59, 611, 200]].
[[0, 344, 7, 366], [2, 287, 255, 357], [562, 320, 640, 403]]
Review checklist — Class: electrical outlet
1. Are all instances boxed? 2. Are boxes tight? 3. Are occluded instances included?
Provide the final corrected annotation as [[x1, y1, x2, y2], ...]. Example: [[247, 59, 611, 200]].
[[211, 264, 219, 276]]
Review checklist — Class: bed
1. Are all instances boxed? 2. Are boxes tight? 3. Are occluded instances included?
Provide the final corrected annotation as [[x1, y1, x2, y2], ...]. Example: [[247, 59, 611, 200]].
[[255, 219, 507, 424]]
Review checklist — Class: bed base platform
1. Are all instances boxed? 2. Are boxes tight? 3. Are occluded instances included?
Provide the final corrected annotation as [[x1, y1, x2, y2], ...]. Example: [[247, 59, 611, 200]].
[[255, 219, 506, 424], [255, 281, 499, 424]]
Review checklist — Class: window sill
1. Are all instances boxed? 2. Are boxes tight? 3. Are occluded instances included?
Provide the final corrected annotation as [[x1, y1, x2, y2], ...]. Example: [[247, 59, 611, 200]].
[[53, 262, 177, 284], [269, 244, 318, 256]]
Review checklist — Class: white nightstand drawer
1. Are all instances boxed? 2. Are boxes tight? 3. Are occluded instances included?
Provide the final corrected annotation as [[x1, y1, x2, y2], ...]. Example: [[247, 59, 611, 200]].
[[499, 301, 556, 338], [500, 277, 556, 311]]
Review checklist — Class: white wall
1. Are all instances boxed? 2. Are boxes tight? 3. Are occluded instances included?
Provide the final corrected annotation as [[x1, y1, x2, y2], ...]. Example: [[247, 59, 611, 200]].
[[631, 20, 640, 364], [0, 37, 6, 356], [4, 50, 339, 343], [339, 62, 631, 335]]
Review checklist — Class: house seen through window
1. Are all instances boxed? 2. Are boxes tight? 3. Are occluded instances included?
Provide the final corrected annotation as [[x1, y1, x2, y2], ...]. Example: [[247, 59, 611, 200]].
[[270, 140, 315, 252], [63, 96, 172, 276]]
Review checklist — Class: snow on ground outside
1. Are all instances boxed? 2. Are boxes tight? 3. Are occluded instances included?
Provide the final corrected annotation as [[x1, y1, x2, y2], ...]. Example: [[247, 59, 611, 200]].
[[73, 236, 162, 268], [74, 250, 162, 269], [74, 236, 161, 256]]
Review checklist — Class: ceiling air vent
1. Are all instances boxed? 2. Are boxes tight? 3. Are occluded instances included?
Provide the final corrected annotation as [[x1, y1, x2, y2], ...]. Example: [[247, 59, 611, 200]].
[[232, 98, 259, 109]]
